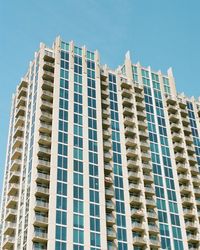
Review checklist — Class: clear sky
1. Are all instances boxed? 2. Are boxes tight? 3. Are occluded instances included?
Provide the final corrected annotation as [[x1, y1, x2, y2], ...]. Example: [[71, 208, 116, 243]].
[[0, 0, 200, 195]]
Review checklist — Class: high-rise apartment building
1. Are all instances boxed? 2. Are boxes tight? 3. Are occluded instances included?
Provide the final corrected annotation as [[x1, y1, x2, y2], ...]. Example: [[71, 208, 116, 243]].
[[0, 37, 200, 250]]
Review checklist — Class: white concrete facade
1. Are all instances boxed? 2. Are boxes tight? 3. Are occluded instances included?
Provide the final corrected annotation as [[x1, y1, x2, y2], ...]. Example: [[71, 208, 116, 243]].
[[0, 37, 200, 250]]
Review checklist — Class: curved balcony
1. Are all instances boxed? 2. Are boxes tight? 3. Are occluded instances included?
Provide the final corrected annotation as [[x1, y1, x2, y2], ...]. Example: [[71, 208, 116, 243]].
[[2, 236, 15, 249], [37, 160, 50, 171], [35, 200, 49, 212], [105, 188, 114, 199], [36, 172, 50, 184], [126, 148, 138, 158], [122, 88, 132, 98], [38, 146, 51, 158], [42, 80, 54, 92], [124, 117, 135, 126], [104, 152, 112, 162], [106, 200, 115, 211], [128, 171, 141, 180], [135, 92, 144, 101], [35, 186, 49, 198], [107, 227, 116, 240], [4, 222, 16, 235], [103, 129, 111, 140], [131, 208, 144, 218], [104, 163, 112, 173], [14, 115, 25, 128], [9, 171, 20, 183], [132, 221, 144, 231], [40, 111, 52, 123], [130, 195, 142, 205], [102, 99, 109, 109], [125, 138, 137, 147], [33, 231, 48, 243], [129, 183, 141, 192], [18, 87, 27, 99], [43, 70, 54, 82], [133, 236, 147, 246], [10, 159, 21, 172], [7, 183, 19, 196], [106, 213, 115, 225], [43, 61, 54, 71], [125, 126, 137, 136], [11, 147, 22, 161], [123, 107, 134, 116], [5, 208, 17, 222], [34, 215, 48, 227], [38, 134, 51, 146], [6, 196, 18, 209], [127, 160, 140, 169], [120, 77, 131, 89]]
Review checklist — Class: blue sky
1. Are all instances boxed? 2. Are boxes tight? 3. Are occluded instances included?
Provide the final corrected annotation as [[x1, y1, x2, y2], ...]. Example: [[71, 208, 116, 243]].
[[0, 0, 200, 194]]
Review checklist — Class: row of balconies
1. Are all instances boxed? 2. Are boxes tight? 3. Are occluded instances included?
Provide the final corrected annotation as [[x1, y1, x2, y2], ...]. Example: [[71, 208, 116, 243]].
[[13, 90, 26, 192], [101, 80, 116, 245]]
